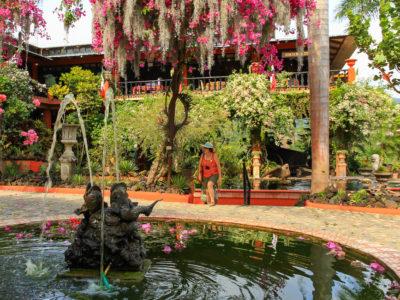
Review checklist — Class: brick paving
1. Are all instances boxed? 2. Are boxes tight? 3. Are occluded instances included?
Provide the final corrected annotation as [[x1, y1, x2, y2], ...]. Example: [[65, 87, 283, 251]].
[[0, 190, 399, 278]]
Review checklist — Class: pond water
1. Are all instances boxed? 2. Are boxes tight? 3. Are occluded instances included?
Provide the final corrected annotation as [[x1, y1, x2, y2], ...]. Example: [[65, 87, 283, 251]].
[[0, 221, 398, 300]]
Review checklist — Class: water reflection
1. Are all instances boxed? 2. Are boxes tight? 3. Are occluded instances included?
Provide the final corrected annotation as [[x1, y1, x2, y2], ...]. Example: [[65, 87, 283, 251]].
[[0, 222, 397, 299]]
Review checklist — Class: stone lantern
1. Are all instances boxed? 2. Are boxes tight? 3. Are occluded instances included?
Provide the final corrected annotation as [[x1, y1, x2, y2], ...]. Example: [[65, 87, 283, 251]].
[[60, 124, 80, 181]]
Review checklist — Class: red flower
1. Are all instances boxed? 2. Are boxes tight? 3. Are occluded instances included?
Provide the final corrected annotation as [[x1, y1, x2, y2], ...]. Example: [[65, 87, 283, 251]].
[[0, 94, 6, 102]]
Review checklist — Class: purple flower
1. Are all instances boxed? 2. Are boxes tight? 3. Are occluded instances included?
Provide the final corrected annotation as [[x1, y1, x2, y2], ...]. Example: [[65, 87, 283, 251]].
[[15, 233, 24, 239], [4, 226, 12, 232], [370, 261, 385, 273], [162, 245, 172, 254], [141, 223, 152, 234], [57, 227, 66, 235]]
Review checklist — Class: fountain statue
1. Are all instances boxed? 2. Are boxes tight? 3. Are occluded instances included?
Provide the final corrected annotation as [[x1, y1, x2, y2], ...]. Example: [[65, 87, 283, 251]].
[[65, 182, 160, 271]]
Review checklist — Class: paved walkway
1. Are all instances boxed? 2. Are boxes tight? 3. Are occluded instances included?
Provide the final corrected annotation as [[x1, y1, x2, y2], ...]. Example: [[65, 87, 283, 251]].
[[0, 190, 399, 278]]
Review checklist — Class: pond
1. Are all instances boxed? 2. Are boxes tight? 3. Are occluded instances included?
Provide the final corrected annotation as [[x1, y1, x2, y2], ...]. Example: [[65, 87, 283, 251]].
[[0, 221, 398, 300]]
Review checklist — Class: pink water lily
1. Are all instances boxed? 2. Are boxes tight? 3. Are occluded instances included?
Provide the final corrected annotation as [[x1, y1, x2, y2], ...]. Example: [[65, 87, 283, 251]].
[[188, 229, 197, 235], [162, 245, 172, 254], [174, 241, 186, 250], [326, 241, 345, 259], [15, 233, 24, 239], [326, 241, 342, 251], [42, 220, 52, 231], [370, 261, 385, 273], [4, 226, 12, 232], [140, 223, 152, 234]]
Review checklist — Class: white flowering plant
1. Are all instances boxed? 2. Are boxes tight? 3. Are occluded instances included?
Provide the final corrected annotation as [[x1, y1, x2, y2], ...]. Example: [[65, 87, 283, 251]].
[[221, 73, 295, 144]]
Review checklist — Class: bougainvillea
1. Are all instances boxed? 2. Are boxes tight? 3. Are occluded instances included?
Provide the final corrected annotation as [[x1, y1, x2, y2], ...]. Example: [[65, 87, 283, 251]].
[[54, 0, 86, 32], [0, 0, 47, 62], [88, 0, 315, 76]]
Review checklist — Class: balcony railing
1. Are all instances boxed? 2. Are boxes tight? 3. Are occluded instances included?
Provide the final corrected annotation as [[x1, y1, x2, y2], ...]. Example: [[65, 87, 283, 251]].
[[118, 70, 348, 97]]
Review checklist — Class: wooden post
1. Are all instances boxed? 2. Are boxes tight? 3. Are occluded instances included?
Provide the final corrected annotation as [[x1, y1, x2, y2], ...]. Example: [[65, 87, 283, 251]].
[[309, 0, 330, 193], [43, 109, 52, 129], [346, 59, 357, 83]]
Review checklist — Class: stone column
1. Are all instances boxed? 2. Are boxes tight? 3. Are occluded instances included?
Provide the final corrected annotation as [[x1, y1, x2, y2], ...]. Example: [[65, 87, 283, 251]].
[[60, 124, 79, 181], [335, 151, 347, 191]]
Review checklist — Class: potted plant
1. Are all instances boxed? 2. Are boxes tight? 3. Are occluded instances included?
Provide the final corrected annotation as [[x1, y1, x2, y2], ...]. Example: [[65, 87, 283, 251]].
[[374, 166, 393, 182]]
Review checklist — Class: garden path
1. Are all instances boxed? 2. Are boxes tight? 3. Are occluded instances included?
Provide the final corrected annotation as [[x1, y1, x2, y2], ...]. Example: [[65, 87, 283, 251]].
[[0, 190, 399, 277]]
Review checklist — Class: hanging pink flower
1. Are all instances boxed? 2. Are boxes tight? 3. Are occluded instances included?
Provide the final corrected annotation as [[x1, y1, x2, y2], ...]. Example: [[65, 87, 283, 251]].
[[140, 223, 152, 234], [0, 94, 6, 102], [32, 98, 41, 107], [162, 245, 172, 254], [20, 129, 39, 145], [370, 261, 385, 273], [4, 225, 12, 232]]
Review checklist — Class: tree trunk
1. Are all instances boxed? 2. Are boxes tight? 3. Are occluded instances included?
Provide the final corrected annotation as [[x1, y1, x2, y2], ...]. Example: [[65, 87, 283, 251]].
[[309, 0, 330, 193], [146, 43, 190, 187]]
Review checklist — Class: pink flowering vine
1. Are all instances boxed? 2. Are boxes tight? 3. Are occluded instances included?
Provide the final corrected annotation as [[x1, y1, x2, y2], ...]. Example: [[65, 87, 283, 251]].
[[20, 129, 39, 145]]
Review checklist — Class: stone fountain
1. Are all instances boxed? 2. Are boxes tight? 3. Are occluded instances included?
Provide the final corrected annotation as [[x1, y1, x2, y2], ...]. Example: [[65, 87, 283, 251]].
[[64, 182, 160, 273], [59, 124, 80, 181]]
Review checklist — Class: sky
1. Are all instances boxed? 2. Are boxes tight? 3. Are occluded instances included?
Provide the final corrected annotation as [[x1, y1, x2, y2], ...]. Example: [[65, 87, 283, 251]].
[[32, 0, 383, 84]]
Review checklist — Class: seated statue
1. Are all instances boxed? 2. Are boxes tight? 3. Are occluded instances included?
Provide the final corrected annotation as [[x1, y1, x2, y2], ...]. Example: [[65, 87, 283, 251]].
[[65, 182, 160, 271]]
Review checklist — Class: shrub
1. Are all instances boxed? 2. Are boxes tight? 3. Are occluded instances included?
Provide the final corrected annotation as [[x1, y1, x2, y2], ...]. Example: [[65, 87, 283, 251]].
[[171, 175, 188, 192], [119, 159, 137, 176], [71, 174, 85, 186], [2, 163, 20, 181], [350, 189, 369, 205]]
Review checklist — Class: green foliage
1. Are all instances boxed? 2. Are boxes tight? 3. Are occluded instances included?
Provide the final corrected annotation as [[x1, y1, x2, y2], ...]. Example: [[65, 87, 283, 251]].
[[119, 159, 137, 176], [221, 73, 295, 143], [58, 67, 102, 112], [1, 163, 20, 181], [48, 84, 69, 99], [350, 189, 369, 205], [171, 175, 188, 192], [342, 0, 400, 93], [71, 174, 85, 186]]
